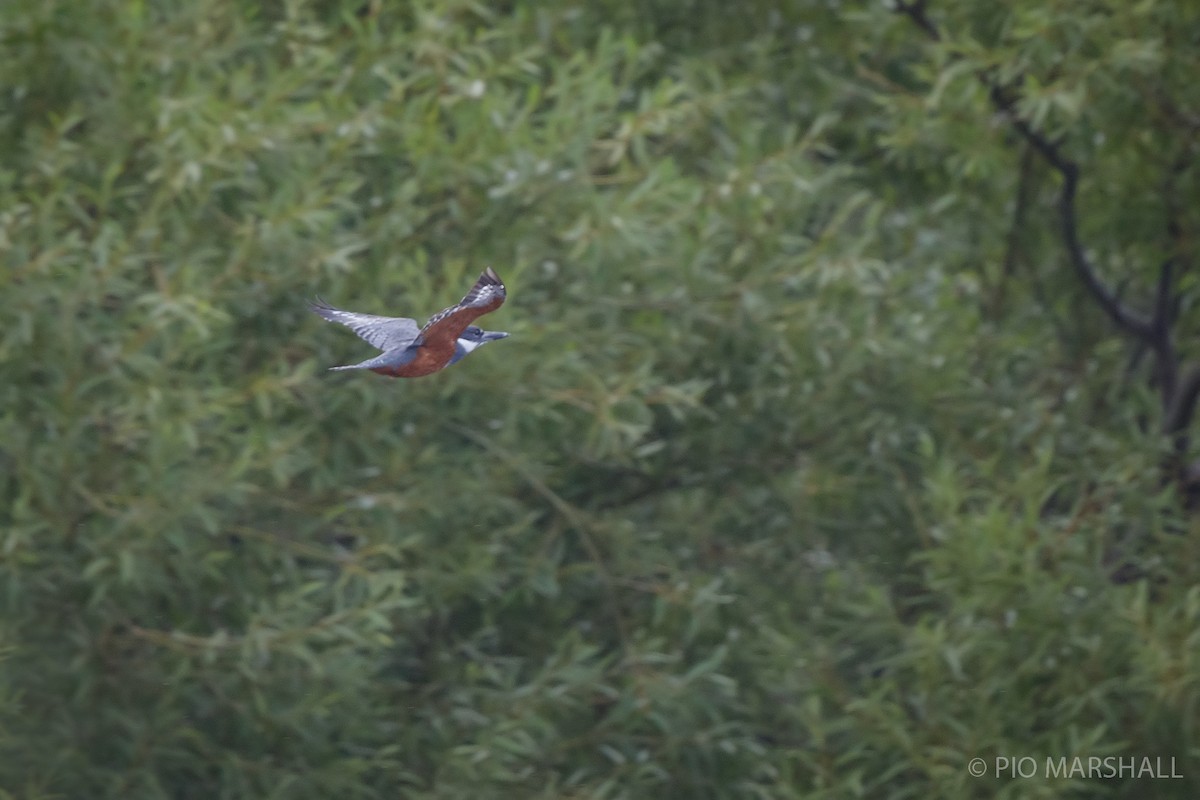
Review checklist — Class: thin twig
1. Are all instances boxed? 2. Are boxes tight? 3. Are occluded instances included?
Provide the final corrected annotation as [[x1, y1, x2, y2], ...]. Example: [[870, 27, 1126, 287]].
[[995, 143, 1037, 317]]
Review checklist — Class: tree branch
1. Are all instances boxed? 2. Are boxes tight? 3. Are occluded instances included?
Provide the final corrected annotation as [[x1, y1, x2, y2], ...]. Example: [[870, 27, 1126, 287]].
[[1164, 363, 1200, 437], [896, 2, 1200, 500], [893, 1, 940, 41], [1157, 147, 1197, 434], [895, 3, 1157, 343], [1153, 260, 1177, 407], [994, 143, 1037, 317]]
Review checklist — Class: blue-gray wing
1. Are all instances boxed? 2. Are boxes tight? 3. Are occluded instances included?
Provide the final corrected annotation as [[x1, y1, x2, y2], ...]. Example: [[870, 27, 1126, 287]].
[[309, 297, 421, 352]]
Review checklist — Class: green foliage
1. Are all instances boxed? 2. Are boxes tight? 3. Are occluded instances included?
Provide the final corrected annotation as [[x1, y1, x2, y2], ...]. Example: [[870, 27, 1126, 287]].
[[2, 0, 1199, 797]]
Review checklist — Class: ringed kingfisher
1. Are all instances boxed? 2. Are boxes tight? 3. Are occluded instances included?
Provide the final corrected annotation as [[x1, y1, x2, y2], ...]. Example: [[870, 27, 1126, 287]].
[[310, 267, 508, 378]]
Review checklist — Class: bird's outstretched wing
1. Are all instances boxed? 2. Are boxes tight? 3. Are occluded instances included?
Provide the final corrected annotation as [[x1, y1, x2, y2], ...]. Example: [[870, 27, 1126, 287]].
[[309, 297, 421, 352], [418, 268, 507, 346]]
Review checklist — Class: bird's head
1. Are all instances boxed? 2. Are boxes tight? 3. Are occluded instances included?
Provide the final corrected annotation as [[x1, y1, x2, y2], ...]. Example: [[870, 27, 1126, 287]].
[[461, 325, 510, 345], [449, 326, 510, 365]]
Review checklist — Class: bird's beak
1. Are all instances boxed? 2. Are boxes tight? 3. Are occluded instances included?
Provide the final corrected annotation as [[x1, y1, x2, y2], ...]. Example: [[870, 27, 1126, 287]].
[[482, 330, 510, 342]]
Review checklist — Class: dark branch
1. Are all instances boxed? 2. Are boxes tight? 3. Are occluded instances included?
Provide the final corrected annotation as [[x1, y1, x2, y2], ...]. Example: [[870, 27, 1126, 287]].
[[896, 2, 1200, 497], [895, 3, 1157, 344], [997, 143, 1037, 313], [1165, 364, 1200, 437], [893, 1, 940, 41], [1153, 260, 1177, 406], [1054, 163, 1156, 339], [1156, 141, 1199, 434], [1164, 148, 1193, 274]]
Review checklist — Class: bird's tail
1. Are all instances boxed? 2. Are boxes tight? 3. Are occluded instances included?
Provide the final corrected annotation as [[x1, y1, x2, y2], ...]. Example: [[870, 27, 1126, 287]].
[[326, 349, 409, 372]]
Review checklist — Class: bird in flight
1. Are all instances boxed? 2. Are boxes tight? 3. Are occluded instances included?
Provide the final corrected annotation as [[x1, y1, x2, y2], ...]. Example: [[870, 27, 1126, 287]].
[[310, 268, 508, 378]]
